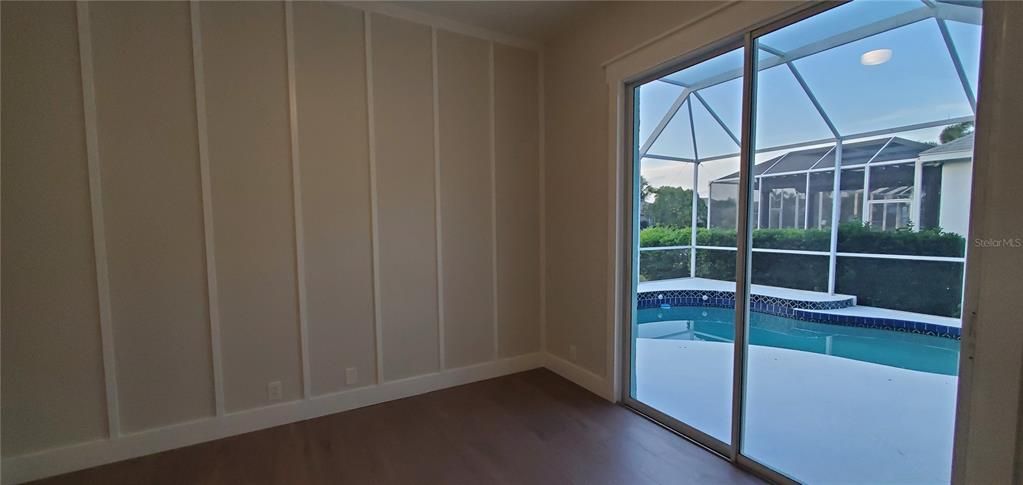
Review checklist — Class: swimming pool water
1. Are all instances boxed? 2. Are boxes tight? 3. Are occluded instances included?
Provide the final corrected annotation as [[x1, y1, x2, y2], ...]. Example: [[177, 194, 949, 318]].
[[636, 306, 960, 376]]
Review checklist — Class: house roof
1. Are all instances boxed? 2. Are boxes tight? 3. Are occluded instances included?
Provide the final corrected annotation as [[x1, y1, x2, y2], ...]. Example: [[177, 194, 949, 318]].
[[919, 133, 975, 159], [713, 137, 933, 183]]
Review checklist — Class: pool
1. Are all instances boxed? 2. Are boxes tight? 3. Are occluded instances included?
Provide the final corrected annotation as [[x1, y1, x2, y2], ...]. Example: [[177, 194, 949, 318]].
[[637, 306, 960, 375]]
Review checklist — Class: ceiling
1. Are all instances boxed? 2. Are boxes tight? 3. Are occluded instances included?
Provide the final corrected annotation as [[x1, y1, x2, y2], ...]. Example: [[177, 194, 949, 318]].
[[390, 1, 599, 43]]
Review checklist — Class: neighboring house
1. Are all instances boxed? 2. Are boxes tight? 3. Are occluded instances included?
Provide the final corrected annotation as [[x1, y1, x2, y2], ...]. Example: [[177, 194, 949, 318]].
[[920, 133, 974, 237], [708, 134, 974, 236]]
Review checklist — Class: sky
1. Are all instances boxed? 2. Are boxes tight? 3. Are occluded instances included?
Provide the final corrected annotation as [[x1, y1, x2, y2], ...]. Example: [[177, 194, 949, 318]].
[[636, 0, 982, 197]]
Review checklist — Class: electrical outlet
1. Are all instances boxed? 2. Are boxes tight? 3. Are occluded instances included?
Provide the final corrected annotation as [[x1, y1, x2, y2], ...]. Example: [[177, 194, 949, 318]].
[[569, 344, 578, 362], [345, 367, 358, 386], [267, 381, 283, 401]]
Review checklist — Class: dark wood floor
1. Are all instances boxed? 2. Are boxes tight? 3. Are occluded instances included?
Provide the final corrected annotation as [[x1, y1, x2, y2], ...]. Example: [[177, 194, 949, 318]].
[[36, 369, 760, 485]]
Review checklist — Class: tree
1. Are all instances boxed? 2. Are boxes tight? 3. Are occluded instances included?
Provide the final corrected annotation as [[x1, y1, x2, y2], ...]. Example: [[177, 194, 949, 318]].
[[639, 176, 654, 202], [644, 186, 708, 228], [939, 121, 974, 144]]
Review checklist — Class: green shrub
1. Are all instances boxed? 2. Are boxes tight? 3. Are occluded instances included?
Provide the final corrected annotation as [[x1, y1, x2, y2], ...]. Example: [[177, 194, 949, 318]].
[[638, 223, 966, 316], [837, 258, 963, 317], [754, 228, 830, 251], [753, 252, 830, 291], [692, 249, 829, 291], [694, 248, 734, 281], [639, 249, 690, 282], [639, 223, 965, 256], [837, 222, 965, 257], [639, 225, 692, 247]]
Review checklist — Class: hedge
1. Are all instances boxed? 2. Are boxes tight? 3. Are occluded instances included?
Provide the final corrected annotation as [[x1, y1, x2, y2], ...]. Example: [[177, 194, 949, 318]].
[[639, 249, 690, 281], [837, 257, 963, 317], [640, 222, 965, 256], [643, 249, 828, 292], [639, 223, 966, 316]]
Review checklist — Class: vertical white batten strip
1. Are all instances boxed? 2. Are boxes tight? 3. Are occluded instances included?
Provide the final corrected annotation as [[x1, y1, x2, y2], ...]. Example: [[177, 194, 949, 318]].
[[489, 41, 499, 359], [364, 12, 384, 384], [284, 2, 312, 399], [431, 28, 446, 370], [76, 1, 120, 437], [538, 49, 547, 352], [189, 1, 226, 416]]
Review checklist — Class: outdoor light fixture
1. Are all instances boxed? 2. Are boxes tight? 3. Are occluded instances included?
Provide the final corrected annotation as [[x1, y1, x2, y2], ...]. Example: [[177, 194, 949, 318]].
[[860, 48, 893, 66]]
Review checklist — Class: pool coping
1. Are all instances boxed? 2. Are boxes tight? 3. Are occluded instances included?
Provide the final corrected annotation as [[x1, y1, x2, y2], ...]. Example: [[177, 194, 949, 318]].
[[637, 288, 961, 340]]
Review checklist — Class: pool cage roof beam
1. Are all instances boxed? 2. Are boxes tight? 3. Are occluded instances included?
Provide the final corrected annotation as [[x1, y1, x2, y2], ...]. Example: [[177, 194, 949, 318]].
[[638, 88, 691, 157], [686, 94, 700, 162], [806, 145, 837, 172], [659, 62, 843, 147], [642, 1, 980, 164], [759, 42, 841, 140], [657, 2, 976, 96], [644, 153, 695, 163], [926, 0, 978, 113], [643, 80, 740, 162], [654, 115, 975, 166], [655, 6, 934, 96], [638, 0, 980, 297], [693, 91, 740, 146]]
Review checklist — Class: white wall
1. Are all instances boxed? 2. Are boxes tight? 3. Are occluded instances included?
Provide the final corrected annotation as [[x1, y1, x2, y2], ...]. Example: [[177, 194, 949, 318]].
[[543, 0, 739, 380], [1, 1, 110, 455], [543, 0, 798, 381], [7, 1, 1023, 483], [545, 2, 1023, 484], [940, 160, 973, 237], [0, 2, 542, 481]]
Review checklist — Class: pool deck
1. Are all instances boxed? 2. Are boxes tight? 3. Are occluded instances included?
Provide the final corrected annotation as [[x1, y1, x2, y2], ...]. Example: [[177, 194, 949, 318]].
[[635, 339, 956, 484], [634, 278, 962, 482], [637, 277, 962, 333]]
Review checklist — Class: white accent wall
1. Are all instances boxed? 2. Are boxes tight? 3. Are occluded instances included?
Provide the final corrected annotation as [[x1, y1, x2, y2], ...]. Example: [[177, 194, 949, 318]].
[[1, 2, 542, 481], [7, 1, 1023, 484]]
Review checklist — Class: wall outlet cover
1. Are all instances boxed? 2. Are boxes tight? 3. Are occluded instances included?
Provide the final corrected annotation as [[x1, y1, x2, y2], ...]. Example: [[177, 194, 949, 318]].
[[267, 381, 283, 401]]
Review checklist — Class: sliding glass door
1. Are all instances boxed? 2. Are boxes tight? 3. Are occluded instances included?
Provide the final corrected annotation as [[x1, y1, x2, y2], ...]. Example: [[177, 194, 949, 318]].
[[625, 1, 982, 483], [628, 45, 744, 450]]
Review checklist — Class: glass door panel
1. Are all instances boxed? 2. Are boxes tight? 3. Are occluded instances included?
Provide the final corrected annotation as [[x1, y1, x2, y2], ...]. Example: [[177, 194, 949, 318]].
[[624, 2, 980, 482], [741, 1, 980, 483], [628, 46, 743, 448]]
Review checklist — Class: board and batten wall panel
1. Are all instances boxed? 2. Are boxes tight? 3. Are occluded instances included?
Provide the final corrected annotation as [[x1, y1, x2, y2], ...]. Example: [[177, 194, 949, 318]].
[[437, 31, 496, 369], [199, 2, 303, 411], [89, 1, 215, 432], [494, 44, 542, 357], [1, 1, 544, 472], [0, 1, 110, 456], [292, 3, 376, 395], [371, 14, 441, 381]]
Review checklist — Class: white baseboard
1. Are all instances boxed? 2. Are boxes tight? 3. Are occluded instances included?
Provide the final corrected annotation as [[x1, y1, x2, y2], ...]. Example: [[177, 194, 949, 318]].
[[1, 352, 544, 485], [543, 352, 613, 401]]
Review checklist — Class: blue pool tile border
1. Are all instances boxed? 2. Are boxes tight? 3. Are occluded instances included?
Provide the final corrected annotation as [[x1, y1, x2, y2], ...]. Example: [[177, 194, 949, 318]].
[[637, 289, 960, 340]]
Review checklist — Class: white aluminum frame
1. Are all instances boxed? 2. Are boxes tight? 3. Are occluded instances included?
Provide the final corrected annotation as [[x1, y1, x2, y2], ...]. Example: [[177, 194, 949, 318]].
[[641, 244, 965, 264], [643, 0, 978, 239], [649, 150, 961, 294], [622, 2, 979, 484], [622, 34, 747, 467]]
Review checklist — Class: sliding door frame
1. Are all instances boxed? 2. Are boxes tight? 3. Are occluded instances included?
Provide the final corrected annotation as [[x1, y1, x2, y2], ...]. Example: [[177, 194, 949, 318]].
[[618, 3, 869, 484], [620, 35, 743, 461]]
